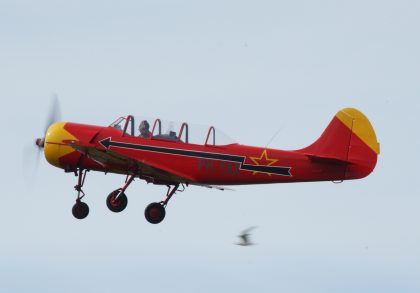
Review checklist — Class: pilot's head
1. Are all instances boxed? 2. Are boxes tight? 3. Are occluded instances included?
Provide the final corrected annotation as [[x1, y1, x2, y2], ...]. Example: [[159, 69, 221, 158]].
[[139, 120, 150, 136]]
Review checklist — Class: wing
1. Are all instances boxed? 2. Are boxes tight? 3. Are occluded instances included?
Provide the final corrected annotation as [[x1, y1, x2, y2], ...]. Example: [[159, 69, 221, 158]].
[[66, 140, 232, 190], [241, 226, 257, 234], [67, 140, 195, 185], [189, 183, 234, 191]]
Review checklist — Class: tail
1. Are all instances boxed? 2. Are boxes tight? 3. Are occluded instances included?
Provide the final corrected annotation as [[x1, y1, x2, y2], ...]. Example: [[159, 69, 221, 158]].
[[300, 108, 380, 180]]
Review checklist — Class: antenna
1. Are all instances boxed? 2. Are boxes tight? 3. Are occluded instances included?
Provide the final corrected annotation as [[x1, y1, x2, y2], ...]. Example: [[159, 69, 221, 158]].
[[264, 127, 283, 149]]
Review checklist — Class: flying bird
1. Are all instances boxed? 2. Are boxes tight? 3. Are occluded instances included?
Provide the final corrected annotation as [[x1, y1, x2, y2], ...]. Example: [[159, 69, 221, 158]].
[[235, 226, 257, 246]]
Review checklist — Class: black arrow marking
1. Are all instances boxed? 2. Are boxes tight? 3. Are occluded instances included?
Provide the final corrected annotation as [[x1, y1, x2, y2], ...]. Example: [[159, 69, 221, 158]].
[[99, 137, 292, 176]]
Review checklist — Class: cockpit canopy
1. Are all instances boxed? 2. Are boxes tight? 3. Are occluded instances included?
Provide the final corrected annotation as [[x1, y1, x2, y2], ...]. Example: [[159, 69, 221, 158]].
[[109, 115, 236, 146]]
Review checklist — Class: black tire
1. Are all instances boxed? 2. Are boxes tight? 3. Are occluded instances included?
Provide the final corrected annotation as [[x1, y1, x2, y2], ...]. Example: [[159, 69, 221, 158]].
[[72, 202, 89, 219], [144, 202, 166, 224], [106, 190, 128, 213]]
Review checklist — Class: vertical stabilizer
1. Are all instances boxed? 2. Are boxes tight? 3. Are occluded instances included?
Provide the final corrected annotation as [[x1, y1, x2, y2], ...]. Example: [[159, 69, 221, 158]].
[[300, 108, 380, 179]]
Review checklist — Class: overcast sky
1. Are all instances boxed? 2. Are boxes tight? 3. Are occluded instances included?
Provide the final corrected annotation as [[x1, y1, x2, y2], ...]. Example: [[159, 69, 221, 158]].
[[1, 0, 419, 292]]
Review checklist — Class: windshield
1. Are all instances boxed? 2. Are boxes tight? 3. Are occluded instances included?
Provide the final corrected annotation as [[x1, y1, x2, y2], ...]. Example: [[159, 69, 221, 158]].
[[109, 117, 125, 132]]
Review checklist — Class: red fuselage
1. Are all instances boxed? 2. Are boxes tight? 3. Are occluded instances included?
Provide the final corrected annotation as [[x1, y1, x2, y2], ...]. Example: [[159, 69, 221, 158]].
[[44, 110, 379, 186]]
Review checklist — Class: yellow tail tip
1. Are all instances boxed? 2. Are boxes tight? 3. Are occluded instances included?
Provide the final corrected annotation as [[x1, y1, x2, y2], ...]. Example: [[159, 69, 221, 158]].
[[336, 108, 380, 155]]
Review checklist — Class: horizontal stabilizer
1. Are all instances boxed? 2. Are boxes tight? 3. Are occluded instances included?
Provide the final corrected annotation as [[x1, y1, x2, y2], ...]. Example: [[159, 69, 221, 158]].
[[305, 154, 350, 165]]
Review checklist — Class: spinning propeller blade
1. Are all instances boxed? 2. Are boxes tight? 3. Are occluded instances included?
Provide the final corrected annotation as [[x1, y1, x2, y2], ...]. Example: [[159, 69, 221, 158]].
[[44, 93, 61, 135], [35, 94, 61, 149], [25, 95, 62, 178]]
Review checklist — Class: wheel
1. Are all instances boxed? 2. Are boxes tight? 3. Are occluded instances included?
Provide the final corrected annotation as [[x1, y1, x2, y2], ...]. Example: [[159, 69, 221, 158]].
[[144, 202, 166, 224], [106, 189, 128, 213], [72, 201, 89, 219]]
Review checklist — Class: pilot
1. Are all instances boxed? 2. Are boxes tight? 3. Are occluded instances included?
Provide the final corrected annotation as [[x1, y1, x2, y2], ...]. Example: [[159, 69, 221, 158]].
[[139, 120, 151, 138]]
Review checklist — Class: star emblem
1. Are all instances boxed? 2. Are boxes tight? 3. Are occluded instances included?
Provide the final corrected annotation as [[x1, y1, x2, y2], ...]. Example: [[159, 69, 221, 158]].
[[249, 150, 278, 175]]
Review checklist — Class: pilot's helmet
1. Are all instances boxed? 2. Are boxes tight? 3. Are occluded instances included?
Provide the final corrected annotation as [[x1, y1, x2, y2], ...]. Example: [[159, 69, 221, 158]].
[[139, 120, 150, 131]]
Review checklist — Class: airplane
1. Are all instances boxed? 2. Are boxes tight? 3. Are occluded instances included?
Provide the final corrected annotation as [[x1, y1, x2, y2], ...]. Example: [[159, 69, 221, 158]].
[[34, 104, 380, 224]]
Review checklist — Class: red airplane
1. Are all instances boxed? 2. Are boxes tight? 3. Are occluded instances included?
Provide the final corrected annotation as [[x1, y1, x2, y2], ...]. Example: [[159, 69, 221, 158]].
[[35, 106, 380, 224]]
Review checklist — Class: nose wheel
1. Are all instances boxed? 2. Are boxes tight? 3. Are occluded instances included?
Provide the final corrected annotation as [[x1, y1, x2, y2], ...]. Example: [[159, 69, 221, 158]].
[[72, 168, 90, 220], [72, 201, 89, 219]]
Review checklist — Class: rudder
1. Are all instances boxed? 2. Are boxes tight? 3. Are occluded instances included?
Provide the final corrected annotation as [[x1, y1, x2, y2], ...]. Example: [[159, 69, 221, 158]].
[[301, 108, 380, 180]]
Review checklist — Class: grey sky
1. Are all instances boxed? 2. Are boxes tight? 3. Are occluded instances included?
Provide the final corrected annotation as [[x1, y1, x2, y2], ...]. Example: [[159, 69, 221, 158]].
[[1, 0, 419, 292]]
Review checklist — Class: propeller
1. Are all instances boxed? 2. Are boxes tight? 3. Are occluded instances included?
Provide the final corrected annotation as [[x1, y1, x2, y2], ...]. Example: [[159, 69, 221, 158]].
[[23, 94, 61, 181], [35, 94, 61, 149]]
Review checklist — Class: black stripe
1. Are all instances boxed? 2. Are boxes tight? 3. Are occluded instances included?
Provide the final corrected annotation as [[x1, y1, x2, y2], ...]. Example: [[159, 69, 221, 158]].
[[102, 138, 291, 176], [112, 141, 244, 162], [241, 164, 291, 176]]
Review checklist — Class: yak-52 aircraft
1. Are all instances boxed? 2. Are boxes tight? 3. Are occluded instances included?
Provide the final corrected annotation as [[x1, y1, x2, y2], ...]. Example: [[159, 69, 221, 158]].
[[35, 103, 380, 224]]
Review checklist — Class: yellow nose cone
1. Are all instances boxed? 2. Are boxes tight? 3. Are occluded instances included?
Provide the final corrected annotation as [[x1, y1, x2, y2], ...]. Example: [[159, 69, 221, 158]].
[[44, 122, 77, 168]]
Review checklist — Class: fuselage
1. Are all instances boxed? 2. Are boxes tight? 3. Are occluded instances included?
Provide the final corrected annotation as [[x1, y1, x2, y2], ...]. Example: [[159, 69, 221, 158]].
[[44, 119, 377, 186]]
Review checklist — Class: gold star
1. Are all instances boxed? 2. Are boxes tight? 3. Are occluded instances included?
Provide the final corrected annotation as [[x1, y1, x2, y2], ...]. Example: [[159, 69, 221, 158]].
[[249, 150, 278, 175]]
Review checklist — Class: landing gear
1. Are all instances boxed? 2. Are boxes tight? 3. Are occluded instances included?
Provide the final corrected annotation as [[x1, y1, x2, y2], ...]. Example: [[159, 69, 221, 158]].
[[106, 175, 135, 213], [106, 190, 128, 213], [145, 202, 166, 224], [145, 184, 179, 224], [72, 201, 89, 219], [72, 168, 89, 220], [68, 169, 182, 222]]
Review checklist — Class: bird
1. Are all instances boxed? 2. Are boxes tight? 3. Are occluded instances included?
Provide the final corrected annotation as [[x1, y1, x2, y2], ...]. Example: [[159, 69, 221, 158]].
[[235, 226, 256, 246]]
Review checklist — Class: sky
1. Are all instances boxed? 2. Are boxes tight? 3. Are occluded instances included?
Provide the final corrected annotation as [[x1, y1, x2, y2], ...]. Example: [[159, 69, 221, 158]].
[[1, 0, 419, 292]]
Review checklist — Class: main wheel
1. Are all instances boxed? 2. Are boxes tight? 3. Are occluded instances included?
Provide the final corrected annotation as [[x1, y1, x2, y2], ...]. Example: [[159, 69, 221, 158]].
[[145, 202, 166, 224], [72, 201, 89, 219], [106, 190, 128, 213]]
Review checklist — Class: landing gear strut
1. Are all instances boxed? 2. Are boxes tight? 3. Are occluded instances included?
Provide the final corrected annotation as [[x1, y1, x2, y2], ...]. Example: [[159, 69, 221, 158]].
[[145, 184, 180, 224], [72, 169, 89, 219], [106, 175, 135, 213]]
